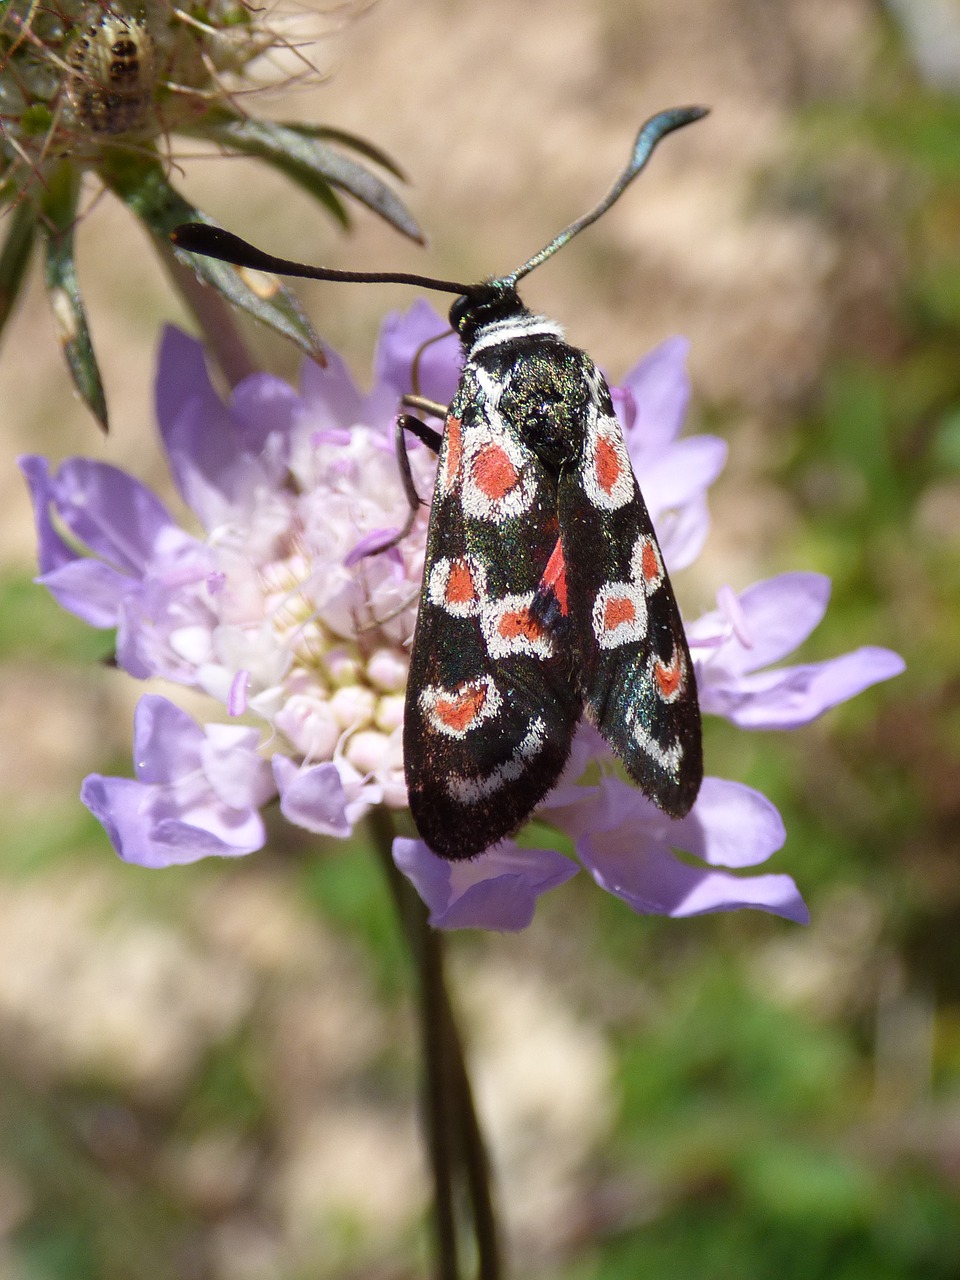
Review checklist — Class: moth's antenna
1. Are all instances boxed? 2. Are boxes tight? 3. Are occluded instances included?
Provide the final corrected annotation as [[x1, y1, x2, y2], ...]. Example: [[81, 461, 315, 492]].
[[507, 105, 708, 286], [172, 106, 708, 298], [170, 224, 476, 297]]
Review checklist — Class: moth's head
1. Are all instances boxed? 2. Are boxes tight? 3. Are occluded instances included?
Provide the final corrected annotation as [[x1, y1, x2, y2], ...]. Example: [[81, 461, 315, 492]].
[[449, 279, 524, 346]]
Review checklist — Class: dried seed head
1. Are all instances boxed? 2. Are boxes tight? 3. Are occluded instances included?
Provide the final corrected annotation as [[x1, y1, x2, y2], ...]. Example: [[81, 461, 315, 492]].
[[1, 0, 340, 195]]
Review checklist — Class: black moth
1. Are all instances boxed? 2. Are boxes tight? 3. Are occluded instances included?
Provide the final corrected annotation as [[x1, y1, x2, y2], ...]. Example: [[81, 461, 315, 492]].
[[172, 106, 707, 860]]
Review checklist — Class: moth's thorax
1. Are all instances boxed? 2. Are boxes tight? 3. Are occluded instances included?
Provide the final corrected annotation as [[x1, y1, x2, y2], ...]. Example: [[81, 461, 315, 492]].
[[450, 282, 565, 354], [454, 304, 597, 469]]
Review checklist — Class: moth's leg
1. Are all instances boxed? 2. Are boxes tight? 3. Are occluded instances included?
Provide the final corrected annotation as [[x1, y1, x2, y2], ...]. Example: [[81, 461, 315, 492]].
[[407, 325, 457, 402], [364, 414, 444, 564], [398, 412, 443, 455], [402, 393, 449, 421], [352, 414, 445, 631], [394, 412, 442, 528]]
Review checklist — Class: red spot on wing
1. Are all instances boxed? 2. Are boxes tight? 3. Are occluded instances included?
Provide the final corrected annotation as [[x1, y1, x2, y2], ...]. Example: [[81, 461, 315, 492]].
[[441, 416, 463, 491], [498, 608, 545, 643], [594, 433, 622, 496], [446, 560, 477, 606], [603, 596, 636, 632], [472, 443, 518, 500], [540, 539, 568, 616], [654, 649, 684, 699], [640, 538, 661, 584], [435, 682, 488, 733]]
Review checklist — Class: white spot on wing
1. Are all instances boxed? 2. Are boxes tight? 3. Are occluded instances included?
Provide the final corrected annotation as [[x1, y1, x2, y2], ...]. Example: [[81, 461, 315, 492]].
[[481, 592, 554, 659], [592, 579, 648, 649], [460, 408, 538, 523], [420, 675, 502, 739], [582, 408, 634, 511], [626, 708, 683, 778], [427, 556, 487, 617], [446, 718, 548, 803]]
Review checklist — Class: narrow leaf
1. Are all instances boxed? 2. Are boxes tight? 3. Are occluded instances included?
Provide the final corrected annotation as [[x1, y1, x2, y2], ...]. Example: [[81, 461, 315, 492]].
[[101, 155, 324, 363], [40, 165, 109, 431], [0, 198, 37, 345], [192, 115, 424, 244], [284, 123, 409, 182]]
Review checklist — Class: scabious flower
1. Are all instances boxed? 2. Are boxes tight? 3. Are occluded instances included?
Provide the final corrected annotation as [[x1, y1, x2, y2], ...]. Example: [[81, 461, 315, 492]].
[[21, 306, 905, 930], [0, 0, 420, 427]]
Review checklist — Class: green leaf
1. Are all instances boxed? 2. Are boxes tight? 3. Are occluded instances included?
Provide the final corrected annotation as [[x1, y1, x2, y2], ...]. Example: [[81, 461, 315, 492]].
[[101, 154, 324, 363], [39, 164, 109, 431], [190, 114, 424, 243], [0, 197, 37, 345], [288, 123, 410, 182]]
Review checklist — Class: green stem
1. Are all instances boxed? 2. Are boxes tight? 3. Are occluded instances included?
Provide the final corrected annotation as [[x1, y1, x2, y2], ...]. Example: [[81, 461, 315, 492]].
[[443, 989, 500, 1280], [368, 808, 502, 1280], [156, 241, 257, 387]]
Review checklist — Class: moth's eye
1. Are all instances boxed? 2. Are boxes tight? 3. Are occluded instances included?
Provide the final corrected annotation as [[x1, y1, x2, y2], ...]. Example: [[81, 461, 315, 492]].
[[449, 294, 473, 332]]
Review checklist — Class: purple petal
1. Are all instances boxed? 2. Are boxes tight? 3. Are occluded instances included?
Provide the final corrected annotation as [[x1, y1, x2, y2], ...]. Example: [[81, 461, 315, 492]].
[[702, 647, 906, 729], [610, 384, 637, 433], [370, 299, 461, 420], [81, 695, 268, 868], [132, 695, 204, 784], [24, 455, 184, 576], [581, 830, 809, 922], [299, 346, 365, 430], [691, 574, 832, 676], [20, 455, 77, 573], [148, 810, 265, 860], [551, 775, 805, 921], [229, 373, 300, 474], [344, 527, 401, 567], [155, 326, 213, 435], [36, 559, 129, 627], [81, 774, 265, 867], [642, 436, 727, 512], [394, 838, 578, 931], [114, 592, 173, 682], [576, 805, 808, 922], [155, 327, 266, 528], [58, 459, 186, 571], [552, 774, 784, 873], [200, 724, 275, 810], [272, 756, 351, 837], [655, 493, 711, 573], [226, 670, 249, 717], [540, 723, 604, 809], [618, 337, 691, 450], [671, 777, 786, 868]]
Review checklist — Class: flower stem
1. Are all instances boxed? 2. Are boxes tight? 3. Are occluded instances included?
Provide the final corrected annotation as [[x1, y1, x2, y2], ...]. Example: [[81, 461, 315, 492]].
[[368, 808, 502, 1279], [156, 242, 257, 387]]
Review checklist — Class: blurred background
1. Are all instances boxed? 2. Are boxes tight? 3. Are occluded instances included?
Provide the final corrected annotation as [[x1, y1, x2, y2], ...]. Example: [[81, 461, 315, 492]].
[[1, 0, 959, 1275]]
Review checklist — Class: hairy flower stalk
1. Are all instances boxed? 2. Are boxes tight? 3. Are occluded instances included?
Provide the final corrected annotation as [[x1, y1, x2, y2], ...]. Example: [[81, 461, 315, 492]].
[[21, 306, 906, 929], [0, 0, 422, 427]]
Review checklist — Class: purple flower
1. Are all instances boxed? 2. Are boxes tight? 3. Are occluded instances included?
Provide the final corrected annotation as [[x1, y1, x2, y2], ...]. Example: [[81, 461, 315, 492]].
[[689, 574, 906, 729], [397, 738, 807, 932], [613, 337, 727, 572], [394, 839, 579, 931], [22, 311, 903, 916], [81, 696, 273, 867]]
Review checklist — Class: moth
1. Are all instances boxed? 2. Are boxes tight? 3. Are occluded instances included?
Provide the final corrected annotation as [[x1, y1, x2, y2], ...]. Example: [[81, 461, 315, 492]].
[[172, 105, 707, 859]]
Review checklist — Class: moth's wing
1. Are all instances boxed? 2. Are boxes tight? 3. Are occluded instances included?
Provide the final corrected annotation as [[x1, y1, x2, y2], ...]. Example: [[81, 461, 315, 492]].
[[558, 364, 702, 817], [403, 368, 580, 860]]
